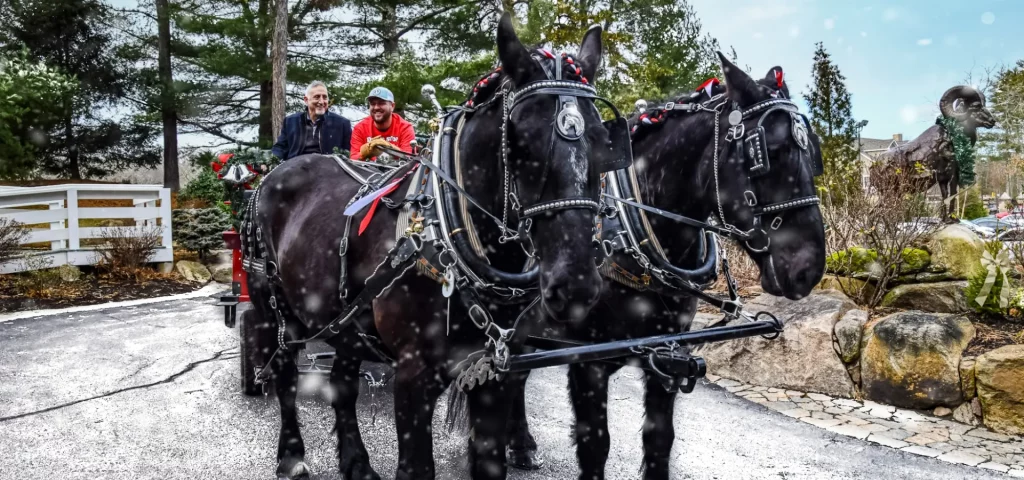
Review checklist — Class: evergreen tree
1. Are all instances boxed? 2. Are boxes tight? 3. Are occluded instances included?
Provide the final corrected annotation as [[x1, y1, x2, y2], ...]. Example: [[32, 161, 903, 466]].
[[962, 185, 988, 220], [173, 207, 230, 260], [804, 42, 861, 202], [0, 0, 159, 179], [0, 50, 77, 180], [980, 60, 1024, 167]]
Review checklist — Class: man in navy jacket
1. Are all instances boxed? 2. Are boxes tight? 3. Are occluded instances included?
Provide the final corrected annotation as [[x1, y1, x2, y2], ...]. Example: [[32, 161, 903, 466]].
[[271, 81, 352, 161]]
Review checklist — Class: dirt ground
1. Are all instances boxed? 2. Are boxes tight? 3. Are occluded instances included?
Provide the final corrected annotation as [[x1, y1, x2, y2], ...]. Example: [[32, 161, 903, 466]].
[[0, 268, 200, 314]]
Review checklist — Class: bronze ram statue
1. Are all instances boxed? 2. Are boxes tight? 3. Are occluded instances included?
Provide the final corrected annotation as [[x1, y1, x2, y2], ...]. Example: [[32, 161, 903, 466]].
[[869, 85, 996, 222]]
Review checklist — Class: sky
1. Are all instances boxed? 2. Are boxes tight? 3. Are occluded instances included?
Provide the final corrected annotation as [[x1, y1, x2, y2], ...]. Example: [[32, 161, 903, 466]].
[[689, 0, 1023, 141]]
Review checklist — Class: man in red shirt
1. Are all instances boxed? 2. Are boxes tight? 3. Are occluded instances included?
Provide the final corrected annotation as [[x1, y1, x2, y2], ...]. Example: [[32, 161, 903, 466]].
[[350, 86, 417, 160]]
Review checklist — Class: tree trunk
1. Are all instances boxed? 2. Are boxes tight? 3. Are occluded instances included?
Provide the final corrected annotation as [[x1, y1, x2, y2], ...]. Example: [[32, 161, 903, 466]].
[[271, 0, 288, 141], [156, 0, 179, 191], [65, 114, 81, 180]]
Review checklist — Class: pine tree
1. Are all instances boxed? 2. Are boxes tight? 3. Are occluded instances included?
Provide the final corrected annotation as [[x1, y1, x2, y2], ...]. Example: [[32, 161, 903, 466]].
[[0, 0, 159, 179], [173, 207, 230, 261], [805, 42, 861, 203]]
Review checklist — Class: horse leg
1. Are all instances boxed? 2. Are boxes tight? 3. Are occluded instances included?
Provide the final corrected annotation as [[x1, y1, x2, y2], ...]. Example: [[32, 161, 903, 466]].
[[329, 348, 380, 480], [640, 372, 678, 480], [272, 346, 309, 480], [568, 362, 614, 480], [467, 375, 518, 480], [393, 365, 445, 480], [505, 370, 541, 470]]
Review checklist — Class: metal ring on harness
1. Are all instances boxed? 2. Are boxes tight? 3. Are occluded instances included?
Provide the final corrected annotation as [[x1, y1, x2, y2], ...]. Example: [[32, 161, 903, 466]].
[[468, 304, 490, 330], [757, 311, 784, 339], [437, 248, 457, 269], [745, 232, 770, 253]]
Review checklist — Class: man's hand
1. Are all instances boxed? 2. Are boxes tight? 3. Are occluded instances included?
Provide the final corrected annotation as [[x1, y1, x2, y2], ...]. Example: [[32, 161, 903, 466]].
[[359, 136, 393, 160]]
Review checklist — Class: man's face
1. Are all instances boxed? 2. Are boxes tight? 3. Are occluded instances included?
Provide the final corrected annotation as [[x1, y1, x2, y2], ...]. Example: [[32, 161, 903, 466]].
[[304, 86, 329, 116], [369, 97, 394, 123]]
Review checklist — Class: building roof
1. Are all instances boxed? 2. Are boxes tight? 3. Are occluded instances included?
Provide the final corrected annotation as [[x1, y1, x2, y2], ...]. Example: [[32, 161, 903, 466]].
[[859, 137, 910, 152]]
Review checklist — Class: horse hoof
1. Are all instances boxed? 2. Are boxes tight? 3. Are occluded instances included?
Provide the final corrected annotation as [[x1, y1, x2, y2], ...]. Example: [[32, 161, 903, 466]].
[[276, 457, 310, 480], [506, 448, 543, 470], [342, 460, 381, 480]]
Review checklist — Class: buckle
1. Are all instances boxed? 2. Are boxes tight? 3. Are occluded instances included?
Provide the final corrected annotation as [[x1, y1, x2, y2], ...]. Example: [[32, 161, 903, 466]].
[[665, 102, 675, 110]]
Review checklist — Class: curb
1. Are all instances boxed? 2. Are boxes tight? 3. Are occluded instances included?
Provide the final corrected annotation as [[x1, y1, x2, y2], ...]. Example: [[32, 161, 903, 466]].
[[0, 283, 226, 324]]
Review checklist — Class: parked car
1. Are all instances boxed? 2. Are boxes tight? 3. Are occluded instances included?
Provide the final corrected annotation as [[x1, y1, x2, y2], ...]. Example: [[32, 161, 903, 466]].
[[998, 227, 1024, 242], [960, 219, 996, 238], [973, 216, 1019, 234], [896, 217, 942, 235]]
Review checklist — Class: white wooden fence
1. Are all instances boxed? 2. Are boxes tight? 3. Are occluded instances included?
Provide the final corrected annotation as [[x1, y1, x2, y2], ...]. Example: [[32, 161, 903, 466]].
[[0, 184, 173, 274]]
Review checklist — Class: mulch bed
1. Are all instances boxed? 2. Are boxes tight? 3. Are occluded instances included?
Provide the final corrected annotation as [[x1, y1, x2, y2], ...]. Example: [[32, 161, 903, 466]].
[[0, 270, 202, 314], [965, 312, 1024, 357]]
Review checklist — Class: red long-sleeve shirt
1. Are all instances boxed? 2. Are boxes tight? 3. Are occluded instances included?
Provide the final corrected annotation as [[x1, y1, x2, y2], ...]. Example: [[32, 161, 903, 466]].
[[349, 113, 416, 160]]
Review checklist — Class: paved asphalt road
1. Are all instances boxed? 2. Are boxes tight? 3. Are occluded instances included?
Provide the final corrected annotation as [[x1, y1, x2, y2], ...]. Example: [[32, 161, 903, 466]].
[[0, 293, 1008, 480]]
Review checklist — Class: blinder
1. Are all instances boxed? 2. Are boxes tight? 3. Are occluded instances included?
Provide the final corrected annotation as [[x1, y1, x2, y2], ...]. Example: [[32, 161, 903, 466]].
[[734, 103, 823, 179]]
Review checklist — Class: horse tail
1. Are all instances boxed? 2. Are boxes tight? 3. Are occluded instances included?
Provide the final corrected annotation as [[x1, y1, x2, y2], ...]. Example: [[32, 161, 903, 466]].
[[443, 384, 470, 434]]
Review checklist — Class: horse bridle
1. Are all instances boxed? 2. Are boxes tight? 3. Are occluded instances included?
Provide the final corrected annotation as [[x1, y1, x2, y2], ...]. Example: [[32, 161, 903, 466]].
[[707, 96, 823, 252], [497, 52, 632, 254]]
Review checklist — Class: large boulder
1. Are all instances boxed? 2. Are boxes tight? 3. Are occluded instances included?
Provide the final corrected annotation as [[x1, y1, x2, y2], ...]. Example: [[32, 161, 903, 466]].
[[695, 290, 859, 398], [212, 266, 232, 284], [175, 260, 212, 283], [926, 225, 985, 280], [860, 311, 975, 409], [834, 309, 867, 364], [56, 264, 81, 282], [879, 281, 969, 313], [975, 345, 1024, 435]]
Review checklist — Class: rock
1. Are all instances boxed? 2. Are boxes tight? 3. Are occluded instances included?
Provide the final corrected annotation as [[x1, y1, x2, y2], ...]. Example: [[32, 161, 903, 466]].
[[889, 271, 957, 286], [879, 281, 969, 314], [817, 275, 876, 304], [56, 264, 81, 282], [695, 291, 859, 398], [900, 248, 931, 274], [927, 225, 985, 280], [860, 311, 976, 410], [975, 345, 1024, 435], [212, 266, 232, 284], [934, 406, 953, 416], [953, 401, 980, 426], [175, 260, 212, 283], [961, 357, 977, 401], [834, 309, 868, 364], [826, 247, 880, 276]]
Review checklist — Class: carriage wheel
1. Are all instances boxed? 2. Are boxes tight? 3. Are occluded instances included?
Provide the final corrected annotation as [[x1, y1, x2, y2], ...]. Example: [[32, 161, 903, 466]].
[[239, 308, 264, 396]]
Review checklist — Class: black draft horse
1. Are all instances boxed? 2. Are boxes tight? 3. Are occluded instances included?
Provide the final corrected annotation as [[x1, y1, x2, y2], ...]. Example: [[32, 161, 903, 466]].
[[242, 13, 616, 480], [505, 53, 828, 479]]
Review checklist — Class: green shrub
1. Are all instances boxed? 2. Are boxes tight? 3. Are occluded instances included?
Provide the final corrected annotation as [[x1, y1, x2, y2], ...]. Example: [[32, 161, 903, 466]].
[[179, 168, 224, 207]]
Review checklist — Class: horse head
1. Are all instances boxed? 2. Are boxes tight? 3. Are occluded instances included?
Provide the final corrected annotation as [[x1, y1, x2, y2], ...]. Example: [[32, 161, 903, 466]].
[[940, 85, 996, 142], [708, 53, 827, 299], [460, 13, 620, 322]]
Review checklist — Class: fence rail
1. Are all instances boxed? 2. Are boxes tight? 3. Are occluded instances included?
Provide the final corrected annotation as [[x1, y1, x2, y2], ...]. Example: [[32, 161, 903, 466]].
[[0, 184, 173, 274]]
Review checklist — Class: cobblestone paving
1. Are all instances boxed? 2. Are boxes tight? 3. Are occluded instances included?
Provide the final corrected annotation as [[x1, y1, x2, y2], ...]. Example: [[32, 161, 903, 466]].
[[707, 374, 1024, 477]]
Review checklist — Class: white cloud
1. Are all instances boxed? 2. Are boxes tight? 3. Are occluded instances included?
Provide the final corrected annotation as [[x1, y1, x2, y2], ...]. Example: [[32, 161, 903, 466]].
[[847, 46, 854, 54], [917, 38, 933, 46], [790, 26, 800, 37], [735, 4, 800, 24], [838, 37, 845, 44], [900, 105, 920, 124], [883, 8, 899, 22], [981, 12, 995, 25], [861, 31, 868, 37], [753, 32, 764, 39], [824, 18, 835, 30], [900, 104, 937, 125]]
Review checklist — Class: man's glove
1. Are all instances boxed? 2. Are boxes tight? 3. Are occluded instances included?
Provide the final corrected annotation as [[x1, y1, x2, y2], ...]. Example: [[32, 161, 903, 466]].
[[360, 137, 393, 160]]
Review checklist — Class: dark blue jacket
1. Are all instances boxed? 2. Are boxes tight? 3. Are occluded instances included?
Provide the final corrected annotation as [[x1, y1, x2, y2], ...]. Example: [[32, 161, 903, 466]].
[[271, 111, 352, 160]]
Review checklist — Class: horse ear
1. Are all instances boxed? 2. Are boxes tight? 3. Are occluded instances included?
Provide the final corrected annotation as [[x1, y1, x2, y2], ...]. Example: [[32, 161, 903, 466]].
[[577, 24, 603, 83], [497, 12, 543, 85], [717, 51, 761, 106], [765, 66, 790, 98]]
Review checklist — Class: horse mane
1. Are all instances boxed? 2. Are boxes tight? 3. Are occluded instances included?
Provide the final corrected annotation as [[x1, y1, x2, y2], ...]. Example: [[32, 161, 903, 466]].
[[464, 45, 590, 108]]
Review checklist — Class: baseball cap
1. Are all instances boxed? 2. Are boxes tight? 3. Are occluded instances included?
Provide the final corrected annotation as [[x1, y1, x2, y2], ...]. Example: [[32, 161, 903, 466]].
[[366, 86, 395, 103]]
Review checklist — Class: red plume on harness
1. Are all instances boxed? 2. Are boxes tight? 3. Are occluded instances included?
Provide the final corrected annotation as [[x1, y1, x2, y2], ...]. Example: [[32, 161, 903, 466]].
[[697, 77, 720, 97], [774, 69, 784, 89]]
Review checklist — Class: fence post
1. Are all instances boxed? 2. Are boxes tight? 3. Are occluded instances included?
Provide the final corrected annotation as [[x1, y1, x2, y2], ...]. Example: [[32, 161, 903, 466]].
[[158, 187, 174, 273], [66, 189, 80, 253], [48, 200, 66, 250]]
